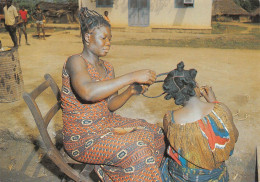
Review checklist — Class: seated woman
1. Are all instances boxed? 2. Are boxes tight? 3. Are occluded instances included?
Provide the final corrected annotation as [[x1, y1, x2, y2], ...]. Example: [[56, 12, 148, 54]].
[[161, 62, 239, 182], [61, 7, 165, 182]]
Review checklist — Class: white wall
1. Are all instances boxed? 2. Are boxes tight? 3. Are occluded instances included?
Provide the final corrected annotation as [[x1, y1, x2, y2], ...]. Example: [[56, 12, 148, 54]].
[[79, 0, 128, 27], [150, 0, 212, 28], [79, 0, 212, 29]]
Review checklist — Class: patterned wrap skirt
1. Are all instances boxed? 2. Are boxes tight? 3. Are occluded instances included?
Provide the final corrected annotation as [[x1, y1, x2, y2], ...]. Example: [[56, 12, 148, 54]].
[[62, 58, 165, 181], [160, 157, 229, 182], [63, 111, 165, 182]]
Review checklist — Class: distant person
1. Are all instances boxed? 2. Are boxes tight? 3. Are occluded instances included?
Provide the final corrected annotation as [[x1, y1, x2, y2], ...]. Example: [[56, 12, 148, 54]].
[[3, 0, 18, 47], [17, 13, 29, 45], [0, 40, 3, 51], [103, 10, 110, 24], [32, 4, 46, 40], [18, 6, 28, 30]]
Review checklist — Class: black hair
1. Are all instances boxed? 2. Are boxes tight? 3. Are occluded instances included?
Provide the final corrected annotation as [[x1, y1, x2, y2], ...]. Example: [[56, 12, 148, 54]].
[[78, 7, 111, 43], [163, 61, 197, 105], [104, 11, 108, 16]]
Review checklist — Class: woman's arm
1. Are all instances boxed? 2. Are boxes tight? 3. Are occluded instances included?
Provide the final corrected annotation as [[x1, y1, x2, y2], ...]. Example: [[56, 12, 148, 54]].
[[66, 55, 156, 102], [108, 84, 148, 112], [200, 86, 217, 103], [201, 86, 239, 142], [107, 67, 150, 111], [163, 112, 172, 134]]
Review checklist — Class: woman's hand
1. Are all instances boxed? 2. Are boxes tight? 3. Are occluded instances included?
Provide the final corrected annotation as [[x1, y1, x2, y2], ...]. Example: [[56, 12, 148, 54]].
[[200, 86, 217, 103], [112, 127, 145, 135], [130, 83, 149, 95], [132, 70, 156, 85]]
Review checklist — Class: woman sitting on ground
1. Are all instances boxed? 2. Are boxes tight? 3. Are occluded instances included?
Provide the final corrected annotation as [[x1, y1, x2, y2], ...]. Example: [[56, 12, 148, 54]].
[[161, 62, 239, 182], [61, 7, 165, 181]]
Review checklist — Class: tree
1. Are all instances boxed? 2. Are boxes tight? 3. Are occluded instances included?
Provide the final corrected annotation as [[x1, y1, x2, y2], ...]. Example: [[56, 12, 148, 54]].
[[233, 0, 259, 12], [250, 0, 259, 11]]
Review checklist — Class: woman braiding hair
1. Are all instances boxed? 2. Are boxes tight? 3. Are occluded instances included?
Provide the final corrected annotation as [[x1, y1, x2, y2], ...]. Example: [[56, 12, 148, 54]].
[[61, 7, 165, 182]]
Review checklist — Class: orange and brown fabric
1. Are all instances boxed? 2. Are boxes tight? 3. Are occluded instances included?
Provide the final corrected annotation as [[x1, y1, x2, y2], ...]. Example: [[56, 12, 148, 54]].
[[61, 57, 165, 181], [161, 103, 238, 181]]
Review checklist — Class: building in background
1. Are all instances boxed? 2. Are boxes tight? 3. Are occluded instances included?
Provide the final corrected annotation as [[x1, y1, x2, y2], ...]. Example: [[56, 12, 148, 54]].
[[212, 0, 249, 22], [250, 7, 260, 23], [79, 0, 213, 30]]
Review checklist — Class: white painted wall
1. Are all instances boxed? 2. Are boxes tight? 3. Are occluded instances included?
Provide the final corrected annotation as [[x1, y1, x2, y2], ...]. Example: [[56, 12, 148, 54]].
[[150, 0, 212, 28], [79, 0, 212, 29]]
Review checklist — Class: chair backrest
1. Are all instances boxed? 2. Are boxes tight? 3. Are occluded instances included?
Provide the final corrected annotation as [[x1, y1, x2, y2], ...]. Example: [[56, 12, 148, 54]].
[[23, 73, 89, 182]]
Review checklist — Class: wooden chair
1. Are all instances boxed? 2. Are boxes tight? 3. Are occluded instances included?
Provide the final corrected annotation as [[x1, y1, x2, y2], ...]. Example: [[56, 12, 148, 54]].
[[23, 73, 95, 182]]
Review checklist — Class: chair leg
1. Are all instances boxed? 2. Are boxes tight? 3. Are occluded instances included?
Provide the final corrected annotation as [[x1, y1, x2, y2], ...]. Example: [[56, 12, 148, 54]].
[[80, 164, 95, 182], [61, 175, 74, 182]]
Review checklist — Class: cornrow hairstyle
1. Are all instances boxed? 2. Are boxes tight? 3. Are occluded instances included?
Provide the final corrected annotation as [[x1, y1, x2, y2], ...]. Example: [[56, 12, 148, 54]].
[[78, 7, 111, 43], [163, 61, 197, 105]]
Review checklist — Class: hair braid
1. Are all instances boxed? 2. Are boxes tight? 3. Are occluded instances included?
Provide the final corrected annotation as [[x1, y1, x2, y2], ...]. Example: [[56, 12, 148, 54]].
[[163, 62, 197, 105], [78, 7, 111, 43]]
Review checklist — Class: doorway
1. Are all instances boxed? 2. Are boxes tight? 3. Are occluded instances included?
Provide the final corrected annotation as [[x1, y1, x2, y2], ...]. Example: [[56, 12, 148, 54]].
[[128, 0, 150, 27]]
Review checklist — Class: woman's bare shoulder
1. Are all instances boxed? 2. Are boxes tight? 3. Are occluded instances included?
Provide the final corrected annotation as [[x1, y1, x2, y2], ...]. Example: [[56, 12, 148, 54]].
[[66, 55, 87, 75], [67, 54, 83, 64], [216, 102, 233, 120]]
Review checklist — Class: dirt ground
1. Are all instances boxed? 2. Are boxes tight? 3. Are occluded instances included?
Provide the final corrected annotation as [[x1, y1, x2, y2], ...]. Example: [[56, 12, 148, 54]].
[[0, 23, 260, 181]]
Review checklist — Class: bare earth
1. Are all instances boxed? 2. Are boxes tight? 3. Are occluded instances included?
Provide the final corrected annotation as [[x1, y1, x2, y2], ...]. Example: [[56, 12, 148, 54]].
[[0, 25, 259, 181]]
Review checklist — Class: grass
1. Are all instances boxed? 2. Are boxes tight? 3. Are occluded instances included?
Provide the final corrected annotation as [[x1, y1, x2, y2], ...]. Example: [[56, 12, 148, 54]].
[[113, 22, 260, 50], [1, 22, 259, 50], [113, 37, 260, 50], [211, 23, 247, 34], [250, 27, 260, 39]]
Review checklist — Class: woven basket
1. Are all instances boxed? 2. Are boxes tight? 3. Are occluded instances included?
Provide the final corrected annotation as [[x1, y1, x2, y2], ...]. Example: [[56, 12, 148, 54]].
[[0, 47, 24, 102]]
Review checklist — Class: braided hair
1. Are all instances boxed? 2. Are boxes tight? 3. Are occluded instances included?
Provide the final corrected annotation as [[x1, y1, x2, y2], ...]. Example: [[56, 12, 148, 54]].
[[163, 61, 197, 105], [78, 7, 111, 43]]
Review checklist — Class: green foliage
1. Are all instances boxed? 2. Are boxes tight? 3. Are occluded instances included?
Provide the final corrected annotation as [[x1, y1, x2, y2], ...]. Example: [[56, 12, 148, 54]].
[[211, 23, 247, 34], [112, 22, 260, 50], [113, 37, 260, 50], [250, 28, 260, 38], [11, 0, 78, 20], [233, 0, 259, 12], [250, 0, 260, 11]]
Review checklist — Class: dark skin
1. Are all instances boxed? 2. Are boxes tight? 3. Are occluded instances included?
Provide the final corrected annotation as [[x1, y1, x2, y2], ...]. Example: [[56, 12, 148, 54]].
[[32, 5, 46, 39], [163, 85, 236, 135], [66, 25, 156, 113], [17, 14, 29, 45], [6, 0, 12, 8]]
